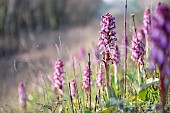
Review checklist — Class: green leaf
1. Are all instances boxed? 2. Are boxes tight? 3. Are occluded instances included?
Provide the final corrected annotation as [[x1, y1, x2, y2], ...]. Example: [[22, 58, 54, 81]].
[[111, 76, 119, 97], [109, 87, 117, 99], [101, 106, 115, 113], [126, 72, 139, 88], [103, 88, 108, 102], [106, 98, 117, 107], [127, 95, 136, 103], [84, 110, 92, 113], [101, 109, 110, 113], [126, 72, 135, 83], [138, 89, 147, 101], [105, 97, 123, 108], [139, 78, 159, 92], [146, 78, 159, 84]]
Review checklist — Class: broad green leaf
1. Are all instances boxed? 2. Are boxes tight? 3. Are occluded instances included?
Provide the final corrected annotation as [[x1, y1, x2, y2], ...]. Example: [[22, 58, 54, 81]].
[[140, 78, 159, 92], [101, 109, 110, 113], [84, 110, 92, 113], [138, 89, 147, 101]]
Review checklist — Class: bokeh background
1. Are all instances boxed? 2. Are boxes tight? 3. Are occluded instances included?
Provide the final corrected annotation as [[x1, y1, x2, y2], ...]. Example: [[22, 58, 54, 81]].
[[0, 0, 169, 111]]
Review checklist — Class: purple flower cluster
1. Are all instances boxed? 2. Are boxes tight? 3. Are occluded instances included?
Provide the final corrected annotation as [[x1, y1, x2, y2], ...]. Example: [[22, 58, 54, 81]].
[[18, 82, 27, 109], [70, 80, 77, 98], [82, 66, 92, 93], [98, 13, 117, 62], [150, 3, 170, 78], [49, 58, 64, 96], [143, 7, 151, 38], [111, 44, 120, 65], [131, 29, 145, 66], [96, 67, 104, 88]]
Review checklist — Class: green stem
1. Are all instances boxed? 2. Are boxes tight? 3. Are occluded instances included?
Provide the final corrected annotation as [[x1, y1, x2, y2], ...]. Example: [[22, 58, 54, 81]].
[[114, 63, 118, 89], [105, 63, 111, 99], [145, 38, 149, 60], [137, 63, 141, 82]]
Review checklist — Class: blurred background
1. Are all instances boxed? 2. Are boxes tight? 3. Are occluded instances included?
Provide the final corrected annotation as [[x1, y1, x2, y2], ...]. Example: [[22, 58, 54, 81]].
[[0, 0, 169, 111]]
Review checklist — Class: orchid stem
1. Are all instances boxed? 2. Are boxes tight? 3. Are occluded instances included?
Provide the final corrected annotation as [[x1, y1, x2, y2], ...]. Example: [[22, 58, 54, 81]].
[[114, 63, 118, 89]]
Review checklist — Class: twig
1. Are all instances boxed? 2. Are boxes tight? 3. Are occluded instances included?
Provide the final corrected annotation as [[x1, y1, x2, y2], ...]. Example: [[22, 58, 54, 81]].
[[94, 95, 98, 112], [124, 0, 128, 97], [131, 14, 137, 37], [69, 82, 75, 113], [88, 53, 92, 110]]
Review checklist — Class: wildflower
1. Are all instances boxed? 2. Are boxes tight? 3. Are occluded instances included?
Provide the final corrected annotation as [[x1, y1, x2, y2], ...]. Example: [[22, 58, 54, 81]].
[[70, 80, 77, 98], [96, 67, 104, 88], [150, 3, 170, 75], [82, 66, 92, 93], [18, 82, 27, 109], [98, 13, 117, 62], [143, 7, 151, 58], [49, 58, 64, 96], [98, 13, 119, 97], [150, 3, 170, 107], [143, 7, 151, 38], [131, 28, 145, 66]]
